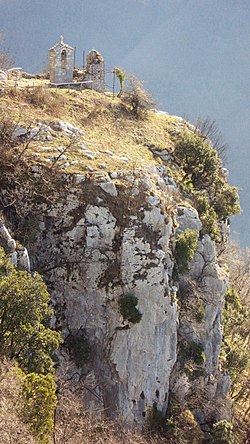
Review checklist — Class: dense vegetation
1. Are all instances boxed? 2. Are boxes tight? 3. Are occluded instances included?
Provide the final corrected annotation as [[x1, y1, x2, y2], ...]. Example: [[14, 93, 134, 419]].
[[174, 131, 240, 240], [0, 247, 60, 443]]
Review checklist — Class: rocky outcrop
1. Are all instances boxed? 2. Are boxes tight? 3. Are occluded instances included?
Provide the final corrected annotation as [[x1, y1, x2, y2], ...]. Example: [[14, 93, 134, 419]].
[[3, 162, 229, 428], [0, 219, 30, 271], [170, 232, 230, 429]]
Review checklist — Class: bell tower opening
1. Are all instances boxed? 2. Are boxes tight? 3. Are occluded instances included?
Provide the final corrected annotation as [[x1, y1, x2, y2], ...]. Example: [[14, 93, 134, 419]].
[[61, 49, 67, 69]]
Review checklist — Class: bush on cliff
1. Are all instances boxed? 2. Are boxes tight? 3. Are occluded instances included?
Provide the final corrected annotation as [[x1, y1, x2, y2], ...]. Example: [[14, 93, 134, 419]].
[[194, 194, 220, 241], [174, 132, 240, 227], [65, 328, 91, 368], [221, 287, 249, 384], [174, 132, 220, 189], [22, 372, 57, 444], [212, 420, 234, 444], [0, 246, 61, 442], [173, 229, 198, 279], [0, 247, 61, 374], [179, 339, 206, 366], [212, 184, 240, 221], [118, 294, 142, 324]]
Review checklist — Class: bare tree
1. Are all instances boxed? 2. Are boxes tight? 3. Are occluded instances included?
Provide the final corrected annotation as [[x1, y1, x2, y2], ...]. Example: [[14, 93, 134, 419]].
[[54, 379, 165, 444], [220, 241, 250, 443], [194, 116, 228, 163], [0, 32, 14, 70], [222, 241, 250, 305], [124, 74, 155, 119]]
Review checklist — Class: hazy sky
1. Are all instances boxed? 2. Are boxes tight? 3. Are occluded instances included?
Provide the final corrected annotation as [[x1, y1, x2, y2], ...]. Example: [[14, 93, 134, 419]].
[[1, 0, 249, 245]]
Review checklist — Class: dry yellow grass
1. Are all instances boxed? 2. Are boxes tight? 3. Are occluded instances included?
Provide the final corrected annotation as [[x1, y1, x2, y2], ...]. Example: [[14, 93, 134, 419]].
[[55, 384, 169, 444], [0, 360, 169, 444], [0, 83, 182, 175], [0, 360, 36, 444]]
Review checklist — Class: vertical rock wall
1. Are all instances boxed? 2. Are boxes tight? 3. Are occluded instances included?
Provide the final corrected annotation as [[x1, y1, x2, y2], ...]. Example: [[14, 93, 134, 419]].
[[13, 167, 230, 426], [0, 128, 232, 432]]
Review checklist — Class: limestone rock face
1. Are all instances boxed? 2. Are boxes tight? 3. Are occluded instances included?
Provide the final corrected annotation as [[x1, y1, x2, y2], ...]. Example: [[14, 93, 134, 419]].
[[1, 164, 230, 427], [176, 205, 202, 233], [26, 174, 178, 421], [170, 232, 229, 427], [0, 219, 30, 271]]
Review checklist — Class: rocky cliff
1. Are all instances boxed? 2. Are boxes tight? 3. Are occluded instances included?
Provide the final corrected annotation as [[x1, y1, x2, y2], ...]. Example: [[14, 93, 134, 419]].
[[0, 87, 238, 434]]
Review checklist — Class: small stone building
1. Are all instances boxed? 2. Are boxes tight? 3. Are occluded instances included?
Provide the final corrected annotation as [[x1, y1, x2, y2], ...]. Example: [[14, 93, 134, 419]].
[[85, 49, 105, 92], [49, 36, 74, 84]]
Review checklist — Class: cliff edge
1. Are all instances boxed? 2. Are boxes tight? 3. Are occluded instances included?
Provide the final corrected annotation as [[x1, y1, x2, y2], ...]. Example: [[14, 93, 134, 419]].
[[0, 85, 240, 438]]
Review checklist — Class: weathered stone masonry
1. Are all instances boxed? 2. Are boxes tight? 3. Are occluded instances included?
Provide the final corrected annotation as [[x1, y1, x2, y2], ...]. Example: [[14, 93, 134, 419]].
[[49, 37, 105, 92], [49, 36, 74, 84]]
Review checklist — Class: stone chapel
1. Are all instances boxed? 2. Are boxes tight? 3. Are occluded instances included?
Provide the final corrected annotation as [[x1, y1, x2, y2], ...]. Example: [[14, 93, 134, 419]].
[[49, 36, 74, 84], [49, 36, 105, 92]]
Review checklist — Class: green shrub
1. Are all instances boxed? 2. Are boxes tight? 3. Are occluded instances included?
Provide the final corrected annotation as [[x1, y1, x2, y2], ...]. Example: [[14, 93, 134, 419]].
[[174, 229, 198, 278], [66, 329, 90, 368], [196, 298, 205, 323], [0, 247, 60, 443], [175, 409, 204, 443], [19, 326, 61, 375], [179, 340, 206, 366], [0, 247, 61, 374], [212, 420, 234, 444], [195, 194, 220, 241], [222, 335, 249, 381], [213, 184, 241, 221], [174, 132, 220, 189], [174, 132, 240, 224], [118, 294, 142, 324], [0, 245, 14, 276], [224, 288, 241, 311], [221, 287, 249, 382], [22, 372, 57, 444]]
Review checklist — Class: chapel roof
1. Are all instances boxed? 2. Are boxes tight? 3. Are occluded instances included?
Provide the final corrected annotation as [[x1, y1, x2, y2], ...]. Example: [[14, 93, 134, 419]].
[[49, 36, 74, 51]]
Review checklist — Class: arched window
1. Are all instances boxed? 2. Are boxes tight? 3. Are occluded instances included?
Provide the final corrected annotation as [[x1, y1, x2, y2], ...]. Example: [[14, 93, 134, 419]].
[[61, 50, 67, 68]]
